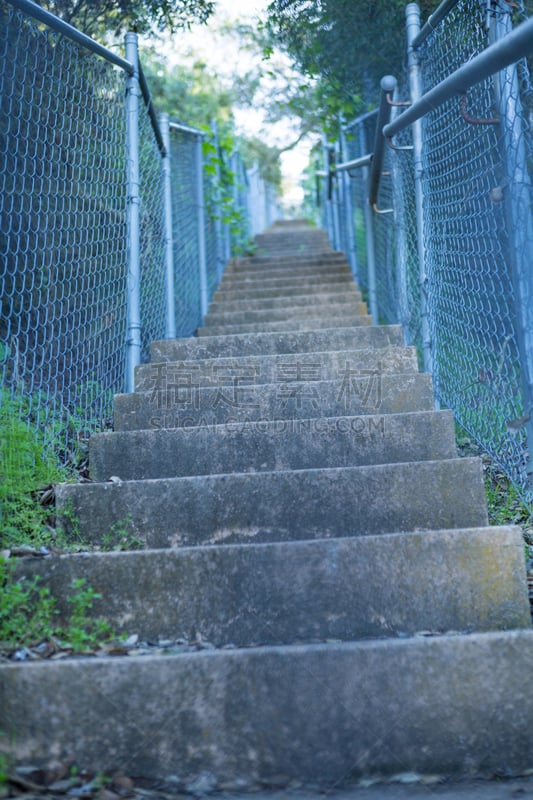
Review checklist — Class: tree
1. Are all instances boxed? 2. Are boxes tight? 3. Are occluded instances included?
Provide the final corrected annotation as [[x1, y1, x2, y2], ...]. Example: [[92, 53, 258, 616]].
[[265, 0, 437, 113], [35, 0, 215, 38], [141, 50, 235, 129], [214, 21, 332, 153]]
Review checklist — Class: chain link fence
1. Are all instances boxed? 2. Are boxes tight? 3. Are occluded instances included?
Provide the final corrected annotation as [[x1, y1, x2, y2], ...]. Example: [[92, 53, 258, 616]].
[[0, 0, 279, 466], [416, 0, 533, 489], [321, 0, 533, 497], [1, 1, 129, 459], [168, 126, 205, 338]]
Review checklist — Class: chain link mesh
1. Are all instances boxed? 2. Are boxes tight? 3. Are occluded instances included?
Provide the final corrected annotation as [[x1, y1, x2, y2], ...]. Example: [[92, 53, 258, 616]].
[[328, 0, 533, 495], [231, 153, 252, 254], [416, 0, 533, 492], [1, 2, 128, 460], [168, 127, 202, 337], [1, 1, 278, 466], [339, 112, 377, 303], [203, 142, 221, 303], [138, 107, 166, 359]]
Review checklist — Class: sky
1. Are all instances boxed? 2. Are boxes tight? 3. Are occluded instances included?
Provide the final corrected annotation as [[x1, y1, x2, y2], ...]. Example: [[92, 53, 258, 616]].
[[157, 0, 312, 207]]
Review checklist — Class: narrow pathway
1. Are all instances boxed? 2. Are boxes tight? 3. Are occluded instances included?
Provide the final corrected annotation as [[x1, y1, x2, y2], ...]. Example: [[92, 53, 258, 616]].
[[3, 220, 533, 792]]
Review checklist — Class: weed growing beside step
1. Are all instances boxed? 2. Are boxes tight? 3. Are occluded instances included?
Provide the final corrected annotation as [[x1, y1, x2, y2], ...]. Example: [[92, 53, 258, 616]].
[[0, 560, 116, 657], [456, 422, 533, 614], [455, 422, 533, 541], [0, 391, 120, 656], [0, 390, 65, 551]]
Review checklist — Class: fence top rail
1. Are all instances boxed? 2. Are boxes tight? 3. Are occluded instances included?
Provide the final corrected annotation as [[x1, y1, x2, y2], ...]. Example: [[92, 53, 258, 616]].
[[5, 0, 134, 74], [169, 121, 205, 137], [342, 107, 378, 131], [411, 0, 461, 49], [383, 13, 533, 140], [332, 153, 373, 173]]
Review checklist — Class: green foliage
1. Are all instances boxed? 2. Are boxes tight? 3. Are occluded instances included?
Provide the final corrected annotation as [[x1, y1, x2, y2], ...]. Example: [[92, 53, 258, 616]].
[[54, 500, 87, 552], [0, 562, 115, 653], [101, 515, 142, 551], [0, 735, 11, 786], [0, 558, 57, 646], [141, 52, 235, 130], [217, 20, 337, 143], [0, 390, 65, 550], [140, 50, 274, 252], [240, 137, 282, 189], [66, 578, 113, 652], [265, 0, 439, 119], [36, 0, 215, 39], [456, 422, 533, 539]]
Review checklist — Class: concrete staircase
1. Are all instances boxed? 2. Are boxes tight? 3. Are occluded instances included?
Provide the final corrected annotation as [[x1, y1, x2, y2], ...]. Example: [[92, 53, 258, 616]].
[[3, 220, 533, 790]]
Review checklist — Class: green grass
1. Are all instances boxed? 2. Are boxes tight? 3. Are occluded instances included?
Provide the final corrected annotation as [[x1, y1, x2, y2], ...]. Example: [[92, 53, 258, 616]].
[[0, 389, 66, 550], [455, 422, 533, 565]]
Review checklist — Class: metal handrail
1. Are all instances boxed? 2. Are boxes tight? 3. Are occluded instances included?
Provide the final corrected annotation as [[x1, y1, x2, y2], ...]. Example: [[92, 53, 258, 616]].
[[6, 0, 134, 74], [384, 13, 533, 140], [331, 76, 397, 209], [333, 154, 372, 173], [138, 62, 166, 156], [412, 0, 461, 49], [368, 75, 397, 209]]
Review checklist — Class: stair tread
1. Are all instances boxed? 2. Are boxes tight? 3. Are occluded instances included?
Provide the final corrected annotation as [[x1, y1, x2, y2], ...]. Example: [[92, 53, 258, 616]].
[[90, 409, 457, 481], [56, 457, 489, 548], [15, 526, 530, 645], [114, 372, 436, 431], [151, 325, 405, 360], [198, 317, 374, 335], [5, 630, 533, 787], [133, 346, 419, 392]]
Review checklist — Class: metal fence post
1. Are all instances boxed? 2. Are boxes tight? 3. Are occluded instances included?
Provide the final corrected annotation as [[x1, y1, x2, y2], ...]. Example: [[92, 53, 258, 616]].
[[125, 31, 141, 392], [406, 3, 432, 372], [340, 125, 359, 279], [195, 133, 208, 319], [321, 135, 335, 247], [246, 165, 255, 236], [230, 151, 240, 251], [360, 125, 379, 323], [331, 142, 341, 251], [491, 2, 533, 484], [160, 112, 176, 340], [389, 88, 410, 336], [211, 120, 226, 282]]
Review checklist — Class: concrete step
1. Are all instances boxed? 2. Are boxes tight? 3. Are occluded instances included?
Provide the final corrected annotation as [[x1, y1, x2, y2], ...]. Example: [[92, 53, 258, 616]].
[[246, 249, 340, 262], [234, 252, 341, 265], [90, 409, 456, 481], [114, 373, 435, 431], [56, 457, 488, 548], [226, 252, 346, 270], [197, 316, 374, 336], [150, 325, 405, 361], [213, 284, 361, 302], [133, 346, 418, 394], [15, 527, 529, 645], [224, 260, 350, 278], [254, 230, 330, 241], [203, 302, 369, 327], [6, 630, 533, 786], [208, 289, 363, 312], [220, 270, 354, 290]]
